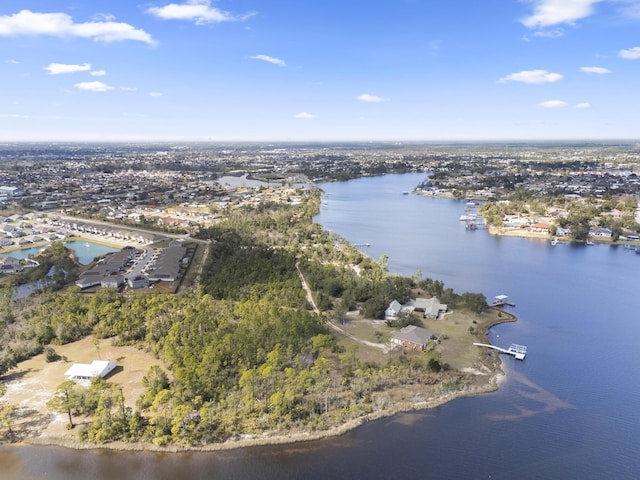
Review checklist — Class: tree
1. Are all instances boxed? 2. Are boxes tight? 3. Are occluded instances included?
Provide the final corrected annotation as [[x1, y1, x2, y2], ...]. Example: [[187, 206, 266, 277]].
[[460, 292, 488, 314], [47, 380, 82, 428], [567, 214, 591, 241], [0, 385, 15, 439]]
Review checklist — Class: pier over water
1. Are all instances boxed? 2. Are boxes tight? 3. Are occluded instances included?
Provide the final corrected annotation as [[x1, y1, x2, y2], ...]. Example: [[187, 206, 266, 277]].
[[474, 342, 527, 360]]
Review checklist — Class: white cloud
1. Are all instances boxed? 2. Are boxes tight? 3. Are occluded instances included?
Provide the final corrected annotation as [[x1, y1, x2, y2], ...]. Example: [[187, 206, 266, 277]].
[[523, 28, 565, 40], [91, 13, 117, 22], [149, 91, 163, 97], [249, 54, 286, 67], [120, 86, 138, 92], [580, 66, 611, 74], [0, 113, 30, 119], [576, 102, 592, 109], [74, 81, 114, 92], [0, 10, 154, 44], [147, 0, 253, 25], [6, 59, 19, 64], [619, 46, 640, 59], [499, 69, 563, 84], [616, 1, 640, 20], [90, 70, 106, 77], [539, 100, 568, 108], [295, 112, 316, 119], [357, 93, 386, 103], [521, 0, 603, 28], [44, 62, 91, 75]]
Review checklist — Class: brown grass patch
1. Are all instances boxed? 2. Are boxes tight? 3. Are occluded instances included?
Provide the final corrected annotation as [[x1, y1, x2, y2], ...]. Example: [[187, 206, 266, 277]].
[[2, 336, 167, 441]]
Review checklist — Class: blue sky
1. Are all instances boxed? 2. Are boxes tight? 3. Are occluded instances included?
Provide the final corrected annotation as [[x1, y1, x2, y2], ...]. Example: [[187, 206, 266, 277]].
[[1, 0, 639, 142]]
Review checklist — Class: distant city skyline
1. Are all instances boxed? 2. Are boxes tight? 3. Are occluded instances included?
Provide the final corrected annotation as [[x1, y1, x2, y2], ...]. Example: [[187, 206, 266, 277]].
[[1, 1, 640, 142]]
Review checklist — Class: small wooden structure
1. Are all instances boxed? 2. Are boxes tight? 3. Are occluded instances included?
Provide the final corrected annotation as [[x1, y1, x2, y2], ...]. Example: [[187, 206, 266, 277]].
[[491, 294, 516, 307]]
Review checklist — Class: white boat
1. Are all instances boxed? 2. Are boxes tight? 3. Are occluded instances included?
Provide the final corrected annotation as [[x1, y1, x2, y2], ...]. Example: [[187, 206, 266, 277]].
[[551, 237, 558, 246]]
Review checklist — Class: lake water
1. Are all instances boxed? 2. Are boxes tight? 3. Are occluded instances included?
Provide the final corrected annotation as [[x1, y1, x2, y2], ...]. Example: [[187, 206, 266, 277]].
[[1, 173, 639, 479], [1, 241, 119, 266]]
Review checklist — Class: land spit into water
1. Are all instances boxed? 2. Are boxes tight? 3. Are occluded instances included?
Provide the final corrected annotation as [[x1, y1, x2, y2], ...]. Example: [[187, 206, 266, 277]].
[[21, 377, 505, 453], [3, 308, 514, 453]]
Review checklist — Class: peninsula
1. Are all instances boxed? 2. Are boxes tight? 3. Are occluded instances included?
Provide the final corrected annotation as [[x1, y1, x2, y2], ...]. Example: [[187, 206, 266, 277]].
[[0, 142, 526, 450]]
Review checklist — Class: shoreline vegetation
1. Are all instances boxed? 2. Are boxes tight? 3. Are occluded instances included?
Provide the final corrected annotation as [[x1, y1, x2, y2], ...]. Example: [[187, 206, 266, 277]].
[[12, 308, 512, 453], [1, 189, 517, 454], [20, 371, 506, 453]]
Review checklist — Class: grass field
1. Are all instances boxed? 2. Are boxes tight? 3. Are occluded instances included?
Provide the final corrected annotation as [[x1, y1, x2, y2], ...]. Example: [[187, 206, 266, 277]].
[[2, 336, 167, 441]]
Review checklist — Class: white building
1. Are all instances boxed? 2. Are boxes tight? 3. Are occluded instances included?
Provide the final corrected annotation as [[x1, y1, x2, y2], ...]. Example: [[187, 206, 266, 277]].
[[64, 360, 116, 382]]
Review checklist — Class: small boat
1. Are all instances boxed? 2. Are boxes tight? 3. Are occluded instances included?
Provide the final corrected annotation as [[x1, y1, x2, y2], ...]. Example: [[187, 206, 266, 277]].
[[586, 240, 595, 246], [551, 237, 558, 246]]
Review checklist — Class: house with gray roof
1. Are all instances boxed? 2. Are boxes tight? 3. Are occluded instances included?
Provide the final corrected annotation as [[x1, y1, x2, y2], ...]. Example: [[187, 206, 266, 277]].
[[390, 325, 437, 351], [416, 297, 448, 319], [385, 300, 403, 320]]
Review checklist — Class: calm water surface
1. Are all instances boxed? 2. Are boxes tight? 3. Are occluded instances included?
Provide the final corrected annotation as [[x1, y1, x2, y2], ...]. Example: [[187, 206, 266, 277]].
[[1, 173, 638, 479], [1, 241, 119, 265]]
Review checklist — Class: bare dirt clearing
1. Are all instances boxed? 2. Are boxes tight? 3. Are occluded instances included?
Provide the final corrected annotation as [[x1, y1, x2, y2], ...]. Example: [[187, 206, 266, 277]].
[[2, 336, 165, 441]]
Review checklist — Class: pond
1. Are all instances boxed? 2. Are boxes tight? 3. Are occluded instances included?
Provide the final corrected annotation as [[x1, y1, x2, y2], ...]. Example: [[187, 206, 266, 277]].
[[1, 240, 120, 265]]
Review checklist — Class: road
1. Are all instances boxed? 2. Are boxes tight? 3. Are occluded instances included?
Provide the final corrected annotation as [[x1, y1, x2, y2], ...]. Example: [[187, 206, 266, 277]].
[[295, 263, 387, 352]]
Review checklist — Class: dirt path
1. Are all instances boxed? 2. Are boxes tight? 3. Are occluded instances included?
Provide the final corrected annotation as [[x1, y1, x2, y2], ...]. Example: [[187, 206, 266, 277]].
[[295, 263, 387, 352]]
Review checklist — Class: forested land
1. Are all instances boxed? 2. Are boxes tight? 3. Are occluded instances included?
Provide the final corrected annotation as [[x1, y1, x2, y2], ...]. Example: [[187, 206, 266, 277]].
[[1, 189, 489, 446]]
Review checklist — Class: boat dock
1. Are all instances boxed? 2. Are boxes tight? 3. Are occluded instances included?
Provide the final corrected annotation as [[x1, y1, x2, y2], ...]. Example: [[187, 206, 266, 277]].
[[474, 342, 527, 360], [491, 294, 516, 307]]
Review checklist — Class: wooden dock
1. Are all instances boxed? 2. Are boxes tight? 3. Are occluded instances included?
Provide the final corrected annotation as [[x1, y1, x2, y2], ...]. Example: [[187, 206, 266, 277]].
[[490, 300, 516, 307], [474, 342, 527, 360], [491, 294, 515, 307]]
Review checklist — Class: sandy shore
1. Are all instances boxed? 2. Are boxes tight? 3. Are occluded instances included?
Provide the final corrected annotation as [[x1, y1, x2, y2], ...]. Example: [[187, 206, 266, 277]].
[[18, 371, 504, 453]]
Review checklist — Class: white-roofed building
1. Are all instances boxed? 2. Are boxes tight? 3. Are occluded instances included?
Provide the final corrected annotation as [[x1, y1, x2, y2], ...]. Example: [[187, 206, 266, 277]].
[[64, 360, 117, 382]]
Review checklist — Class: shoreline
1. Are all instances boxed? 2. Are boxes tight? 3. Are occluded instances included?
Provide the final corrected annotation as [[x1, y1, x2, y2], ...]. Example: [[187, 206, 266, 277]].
[[7, 311, 511, 454], [16, 371, 504, 453]]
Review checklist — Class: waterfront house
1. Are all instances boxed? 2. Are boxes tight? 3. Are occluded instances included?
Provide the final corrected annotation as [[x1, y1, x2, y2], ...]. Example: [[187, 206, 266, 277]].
[[390, 325, 436, 351], [421, 297, 448, 319], [385, 300, 403, 320], [529, 222, 550, 234]]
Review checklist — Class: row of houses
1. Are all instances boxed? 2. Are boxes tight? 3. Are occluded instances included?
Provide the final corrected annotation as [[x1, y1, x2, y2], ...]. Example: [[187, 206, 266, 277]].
[[75, 247, 139, 289], [50, 218, 167, 245], [144, 242, 188, 282], [75, 242, 189, 290]]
